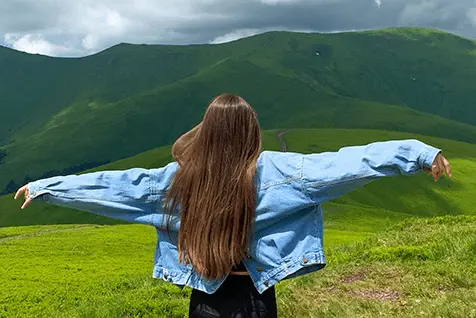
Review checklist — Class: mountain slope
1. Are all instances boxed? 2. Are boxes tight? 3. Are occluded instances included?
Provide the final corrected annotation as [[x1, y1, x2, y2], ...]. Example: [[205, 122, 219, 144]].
[[284, 129, 476, 218], [1, 27, 476, 192], [2, 56, 476, 192], [1, 128, 474, 229], [0, 42, 252, 144], [245, 28, 476, 124]]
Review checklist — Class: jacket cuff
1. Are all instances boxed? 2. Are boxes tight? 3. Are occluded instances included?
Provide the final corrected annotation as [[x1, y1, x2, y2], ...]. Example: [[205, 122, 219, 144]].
[[418, 145, 441, 170], [28, 182, 46, 201]]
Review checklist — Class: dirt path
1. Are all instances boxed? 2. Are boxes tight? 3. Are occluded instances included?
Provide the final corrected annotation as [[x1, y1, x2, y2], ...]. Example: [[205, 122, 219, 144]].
[[277, 130, 288, 152]]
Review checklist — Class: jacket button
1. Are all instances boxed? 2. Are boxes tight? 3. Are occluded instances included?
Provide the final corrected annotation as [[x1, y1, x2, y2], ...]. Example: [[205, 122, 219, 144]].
[[256, 267, 263, 272], [264, 281, 269, 287], [303, 257, 309, 264]]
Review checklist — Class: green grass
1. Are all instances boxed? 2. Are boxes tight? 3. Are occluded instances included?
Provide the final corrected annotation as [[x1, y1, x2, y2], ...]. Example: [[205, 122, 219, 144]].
[[2, 27, 476, 191], [1, 127, 474, 317], [2, 128, 475, 229], [285, 129, 476, 218], [1, 216, 475, 317], [0, 224, 189, 317], [1, 27, 476, 316], [0, 129, 475, 317], [0, 223, 359, 318], [277, 216, 476, 317], [0, 130, 279, 228]]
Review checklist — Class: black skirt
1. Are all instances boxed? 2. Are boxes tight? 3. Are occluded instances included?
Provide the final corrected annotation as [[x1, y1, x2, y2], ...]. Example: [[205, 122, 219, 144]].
[[189, 274, 278, 318]]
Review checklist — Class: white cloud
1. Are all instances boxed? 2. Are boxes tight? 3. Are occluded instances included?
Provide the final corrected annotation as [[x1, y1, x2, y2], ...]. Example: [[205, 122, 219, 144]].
[[81, 35, 99, 51], [210, 29, 263, 44], [1, 0, 201, 56], [4, 33, 70, 56], [467, 8, 476, 27], [1, 0, 475, 57], [210, 26, 316, 44], [259, 0, 301, 4]]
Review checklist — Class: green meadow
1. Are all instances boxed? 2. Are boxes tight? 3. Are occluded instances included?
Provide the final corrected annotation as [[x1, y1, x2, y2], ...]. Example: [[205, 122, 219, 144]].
[[1, 129, 476, 317], [1, 27, 476, 317]]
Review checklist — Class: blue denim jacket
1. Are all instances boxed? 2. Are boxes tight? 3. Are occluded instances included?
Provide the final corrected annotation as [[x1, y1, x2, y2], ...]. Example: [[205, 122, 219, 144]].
[[28, 139, 440, 294]]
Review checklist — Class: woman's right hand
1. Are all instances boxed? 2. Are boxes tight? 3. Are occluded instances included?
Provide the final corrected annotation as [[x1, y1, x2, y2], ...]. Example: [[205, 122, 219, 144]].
[[14, 184, 32, 209], [426, 153, 452, 182]]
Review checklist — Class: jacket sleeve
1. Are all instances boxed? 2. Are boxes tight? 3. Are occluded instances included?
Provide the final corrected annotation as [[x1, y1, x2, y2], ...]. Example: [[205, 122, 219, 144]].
[[27, 163, 178, 226], [301, 139, 441, 204]]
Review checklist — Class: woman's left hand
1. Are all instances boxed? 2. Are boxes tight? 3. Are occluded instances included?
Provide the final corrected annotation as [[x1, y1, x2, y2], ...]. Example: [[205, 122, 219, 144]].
[[14, 184, 32, 209]]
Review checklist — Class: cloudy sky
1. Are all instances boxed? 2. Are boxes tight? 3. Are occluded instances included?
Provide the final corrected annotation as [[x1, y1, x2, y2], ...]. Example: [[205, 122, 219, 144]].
[[1, 0, 476, 57]]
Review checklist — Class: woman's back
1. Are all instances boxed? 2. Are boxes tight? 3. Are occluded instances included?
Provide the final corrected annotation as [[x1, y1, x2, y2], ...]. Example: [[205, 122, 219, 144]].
[[17, 93, 450, 317]]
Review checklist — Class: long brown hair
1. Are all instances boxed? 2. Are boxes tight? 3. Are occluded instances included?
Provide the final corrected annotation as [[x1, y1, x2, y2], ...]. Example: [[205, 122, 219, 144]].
[[164, 93, 261, 280]]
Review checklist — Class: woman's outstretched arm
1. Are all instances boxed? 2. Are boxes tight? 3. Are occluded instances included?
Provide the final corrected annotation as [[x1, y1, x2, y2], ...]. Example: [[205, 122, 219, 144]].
[[14, 162, 178, 226], [301, 139, 451, 204]]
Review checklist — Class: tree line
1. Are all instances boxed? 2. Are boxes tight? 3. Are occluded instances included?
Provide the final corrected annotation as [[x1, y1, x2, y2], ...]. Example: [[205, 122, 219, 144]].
[[0, 160, 110, 195]]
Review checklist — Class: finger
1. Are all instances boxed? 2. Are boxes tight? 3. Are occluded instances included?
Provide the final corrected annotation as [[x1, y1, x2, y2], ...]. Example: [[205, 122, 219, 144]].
[[14, 186, 23, 199], [431, 153, 442, 167], [437, 158, 445, 177], [21, 198, 32, 210], [431, 164, 439, 181], [431, 168, 437, 182], [14, 185, 27, 200], [434, 169, 443, 182], [443, 157, 452, 178], [438, 159, 448, 180], [437, 158, 445, 172], [431, 165, 441, 182]]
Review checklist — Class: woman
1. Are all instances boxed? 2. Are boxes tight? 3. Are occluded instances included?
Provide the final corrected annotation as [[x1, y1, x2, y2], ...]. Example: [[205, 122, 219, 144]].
[[15, 93, 451, 317]]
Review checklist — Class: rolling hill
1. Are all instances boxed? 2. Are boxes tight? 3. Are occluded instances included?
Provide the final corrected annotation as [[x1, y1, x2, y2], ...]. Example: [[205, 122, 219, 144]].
[[1, 26, 476, 317], [1, 209, 475, 317], [2, 128, 475, 230], [1, 128, 475, 317], [1, 27, 476, 193]]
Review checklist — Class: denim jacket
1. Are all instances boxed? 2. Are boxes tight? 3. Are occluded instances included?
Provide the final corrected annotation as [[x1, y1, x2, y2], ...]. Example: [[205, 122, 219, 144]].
[[28, 139, 440, 294]]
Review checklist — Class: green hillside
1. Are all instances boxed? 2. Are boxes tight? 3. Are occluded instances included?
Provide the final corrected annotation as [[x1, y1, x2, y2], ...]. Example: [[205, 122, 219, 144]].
[[1, 125, 474, 316], [1, 27, 476, 192], [1, 215, 475, 317], [2, 128, 474, 230], [2, 26, 476, 318], [284, 129, 476, 219]]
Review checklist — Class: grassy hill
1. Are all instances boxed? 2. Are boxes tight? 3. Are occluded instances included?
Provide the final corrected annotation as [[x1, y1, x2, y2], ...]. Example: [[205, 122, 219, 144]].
[[1, 215, 475, 317], [2, 26, 476, 318], [1, 27, 476, 192], [2, 128, 475, 230], [284, 129, 476, 219]]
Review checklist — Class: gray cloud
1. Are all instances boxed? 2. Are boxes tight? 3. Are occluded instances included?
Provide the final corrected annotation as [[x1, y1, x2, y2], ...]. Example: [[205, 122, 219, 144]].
[[1, 0, 475, 57]]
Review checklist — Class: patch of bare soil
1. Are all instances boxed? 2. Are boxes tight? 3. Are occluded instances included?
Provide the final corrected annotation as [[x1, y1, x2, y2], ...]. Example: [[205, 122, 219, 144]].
[[350, 289, 400, 302], [340, 270, 366, 284]]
